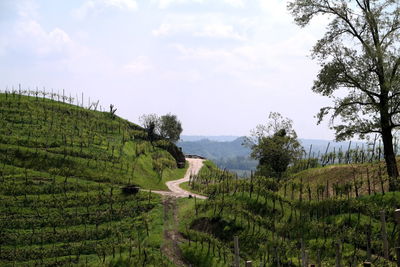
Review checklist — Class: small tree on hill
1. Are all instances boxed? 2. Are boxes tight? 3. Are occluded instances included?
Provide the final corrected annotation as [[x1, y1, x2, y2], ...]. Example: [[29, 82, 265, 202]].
[[245, 112, 304, 179], [139, 114, 159, 143], [159, 113, 183, 143], [139, 113, 183, 143]]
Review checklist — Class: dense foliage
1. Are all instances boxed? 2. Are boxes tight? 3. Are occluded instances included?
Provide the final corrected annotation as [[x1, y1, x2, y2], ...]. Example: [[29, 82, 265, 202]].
[[246, 112, 303, 178]]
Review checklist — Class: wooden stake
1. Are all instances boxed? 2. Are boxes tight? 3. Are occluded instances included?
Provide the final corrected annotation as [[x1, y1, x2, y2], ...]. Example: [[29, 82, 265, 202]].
[[396, 247, 400, 267], [335, 241, 341, 267], [301, 238, 306, 267], [234, 236, 240, 267], [394, 209, 400, 266], [380, 211, 389, 261]]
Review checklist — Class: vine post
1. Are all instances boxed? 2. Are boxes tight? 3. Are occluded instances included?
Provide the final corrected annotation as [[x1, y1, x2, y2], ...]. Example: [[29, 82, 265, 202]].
[[394, 209, 400, 266], [234, 236, 240, 267], [380, 211, 389, 261]]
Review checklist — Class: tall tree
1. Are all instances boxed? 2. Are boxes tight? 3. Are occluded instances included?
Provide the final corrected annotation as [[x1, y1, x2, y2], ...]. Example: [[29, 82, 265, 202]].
[[288, 0, 400, 190], [245, 112, 304, 178]]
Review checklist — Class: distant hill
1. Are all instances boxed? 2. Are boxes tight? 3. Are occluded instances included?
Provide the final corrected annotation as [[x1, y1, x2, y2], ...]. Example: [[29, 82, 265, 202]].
[[178, 136, 366, 173], [180, 135, 240, 142], [178, 137, 257, 174], [178, 136, 250, 159], [300, 139, 366, 156]]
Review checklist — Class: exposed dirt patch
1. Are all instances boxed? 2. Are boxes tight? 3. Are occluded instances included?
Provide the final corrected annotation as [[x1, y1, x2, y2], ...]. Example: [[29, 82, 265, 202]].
[[161, 197, 188, 266], [151, 158, 207, 199]]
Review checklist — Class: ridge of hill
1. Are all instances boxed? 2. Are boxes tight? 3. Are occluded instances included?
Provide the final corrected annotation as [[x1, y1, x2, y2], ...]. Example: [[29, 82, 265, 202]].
[[0, 92, 187, 266]]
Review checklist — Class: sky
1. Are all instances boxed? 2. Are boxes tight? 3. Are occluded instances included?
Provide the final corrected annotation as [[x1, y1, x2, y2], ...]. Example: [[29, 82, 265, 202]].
[[0, 0, 336, 139]]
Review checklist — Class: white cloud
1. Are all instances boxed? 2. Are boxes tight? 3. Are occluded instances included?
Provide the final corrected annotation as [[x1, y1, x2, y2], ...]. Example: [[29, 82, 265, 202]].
[[156, 0, 245, 9], [161, 69, 201, 83], [223, 0, 245, 8], [171, 29, 318, 82], [157, 0, 204, 9], [123, 56, 153, 74], [259, 0, 291, 22], [194, 23, 245, 40], [15, 19, 74, 56], [16, 0, 39, 19], [105, 0, 137, 9], [152, 14, 246, 40], [73, 0, 137, 19], [152, 23, 175, 36]]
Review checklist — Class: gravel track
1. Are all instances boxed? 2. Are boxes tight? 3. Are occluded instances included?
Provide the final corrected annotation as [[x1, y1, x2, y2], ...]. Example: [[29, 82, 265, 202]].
[[151, 158, 207, 199]]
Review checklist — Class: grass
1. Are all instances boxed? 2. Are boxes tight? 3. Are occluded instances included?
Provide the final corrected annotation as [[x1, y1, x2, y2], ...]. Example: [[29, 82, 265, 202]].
[[175, 160, 400, 266], [280, 159, 394, 200], [0, 92, 185, 266], [179, 181, 204, 196], [161, 161, 189, 186]]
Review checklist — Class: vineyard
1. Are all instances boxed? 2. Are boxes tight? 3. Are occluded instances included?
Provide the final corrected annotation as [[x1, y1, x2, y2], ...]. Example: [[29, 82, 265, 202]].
[[3, 89, 400, 267], [179, 161, 400, 266], [0, 91, 187, 266]]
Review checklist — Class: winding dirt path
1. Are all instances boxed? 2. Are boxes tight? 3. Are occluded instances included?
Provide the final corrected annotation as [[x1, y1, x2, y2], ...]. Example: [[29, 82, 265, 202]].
[[154, 158, 206, 266], [151, 158, 207, 199]]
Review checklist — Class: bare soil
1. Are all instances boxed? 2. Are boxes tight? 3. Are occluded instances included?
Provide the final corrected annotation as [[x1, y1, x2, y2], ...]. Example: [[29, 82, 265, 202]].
[[151, 158, 207, 199], [155, 158, 206, 266]]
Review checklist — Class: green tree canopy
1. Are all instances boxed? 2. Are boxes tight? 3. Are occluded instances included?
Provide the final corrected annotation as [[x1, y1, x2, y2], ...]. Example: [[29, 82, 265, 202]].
[[139, 113, 183, 143], [159, 113, 183, 143], [245, 112, 304, 179], [288, 0, 400, 190]]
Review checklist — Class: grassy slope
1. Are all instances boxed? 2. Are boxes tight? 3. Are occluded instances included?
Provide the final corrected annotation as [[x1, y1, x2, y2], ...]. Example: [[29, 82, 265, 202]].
[[0, 93, 185, 266], [178, 160, 400, 266], [282, 160, 393, 199]]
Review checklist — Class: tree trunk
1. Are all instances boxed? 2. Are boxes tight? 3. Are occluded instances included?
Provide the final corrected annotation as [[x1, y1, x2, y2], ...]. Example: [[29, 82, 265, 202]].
[[381, 125, 399, 191], [379, 83, 399, 191]]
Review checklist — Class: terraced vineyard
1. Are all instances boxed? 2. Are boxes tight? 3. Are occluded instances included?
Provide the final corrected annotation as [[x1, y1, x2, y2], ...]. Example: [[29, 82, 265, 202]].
[[179, 161, 400, 266], [0, 92, 186, 266]]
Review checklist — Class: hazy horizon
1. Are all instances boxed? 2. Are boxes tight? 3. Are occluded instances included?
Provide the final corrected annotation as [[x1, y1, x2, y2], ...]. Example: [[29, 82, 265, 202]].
[[179, 135, 364, 142]]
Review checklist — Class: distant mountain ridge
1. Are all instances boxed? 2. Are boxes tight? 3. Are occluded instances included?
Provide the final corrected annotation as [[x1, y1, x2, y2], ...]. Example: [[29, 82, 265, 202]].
[[178, 136, 366, 173], [179, 136, 365, 157], [178, 136, 250, 159], [180, 135, 241, 142]]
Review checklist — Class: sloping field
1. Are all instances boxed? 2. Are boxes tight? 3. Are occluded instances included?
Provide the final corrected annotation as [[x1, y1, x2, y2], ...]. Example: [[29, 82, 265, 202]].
[[0, 92, 186, 266], [177, 160, 400, 266]]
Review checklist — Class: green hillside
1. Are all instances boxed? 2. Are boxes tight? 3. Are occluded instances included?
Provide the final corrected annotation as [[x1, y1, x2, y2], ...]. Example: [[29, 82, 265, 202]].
[[178, 160, 400, 266], [283, 160, 394, 200], [0, 92, 187, 266]]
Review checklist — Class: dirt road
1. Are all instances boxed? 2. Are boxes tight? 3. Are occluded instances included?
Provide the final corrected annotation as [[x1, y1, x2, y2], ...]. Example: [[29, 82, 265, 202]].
[[156, 158, 206, 266], [151, 158, 207, 199]]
